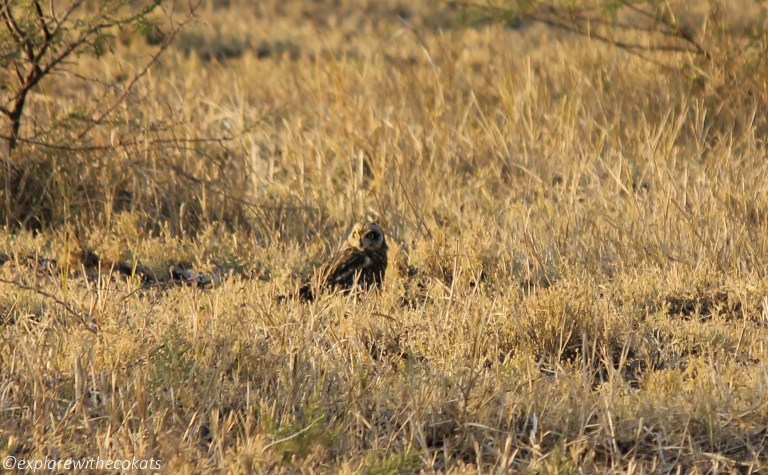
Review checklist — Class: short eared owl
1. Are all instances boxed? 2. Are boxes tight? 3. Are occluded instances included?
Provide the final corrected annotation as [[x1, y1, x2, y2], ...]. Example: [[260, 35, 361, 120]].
[[301, 222, 388, 300]]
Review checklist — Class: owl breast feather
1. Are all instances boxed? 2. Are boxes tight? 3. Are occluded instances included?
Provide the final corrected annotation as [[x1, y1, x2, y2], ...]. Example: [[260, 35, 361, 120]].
[[323, 247, 386, 290]]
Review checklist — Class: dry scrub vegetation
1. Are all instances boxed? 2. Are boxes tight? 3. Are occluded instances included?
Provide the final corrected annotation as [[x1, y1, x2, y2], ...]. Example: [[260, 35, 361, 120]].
[[2, 0, 768, 473]]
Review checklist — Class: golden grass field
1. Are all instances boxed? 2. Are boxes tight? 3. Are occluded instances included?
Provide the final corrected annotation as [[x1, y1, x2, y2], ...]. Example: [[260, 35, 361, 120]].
[[2, 0, 768, 472]]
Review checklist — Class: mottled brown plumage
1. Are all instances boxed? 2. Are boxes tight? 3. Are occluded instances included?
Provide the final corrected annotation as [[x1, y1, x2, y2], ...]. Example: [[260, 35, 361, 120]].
[[300, 222, 388, 300]]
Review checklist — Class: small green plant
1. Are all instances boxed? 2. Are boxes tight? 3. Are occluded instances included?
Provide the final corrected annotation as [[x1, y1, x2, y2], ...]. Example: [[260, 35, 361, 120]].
[[262, 394, 340, 463], [364, 450, 422, 475]]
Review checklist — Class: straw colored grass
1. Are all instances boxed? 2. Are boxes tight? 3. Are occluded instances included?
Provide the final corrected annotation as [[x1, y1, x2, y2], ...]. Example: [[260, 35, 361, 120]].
[[1, 0, 767, 472]]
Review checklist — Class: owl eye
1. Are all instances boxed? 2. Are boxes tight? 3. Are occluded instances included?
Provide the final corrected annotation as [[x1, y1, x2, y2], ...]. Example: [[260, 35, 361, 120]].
[[366, 232, 377, 240]]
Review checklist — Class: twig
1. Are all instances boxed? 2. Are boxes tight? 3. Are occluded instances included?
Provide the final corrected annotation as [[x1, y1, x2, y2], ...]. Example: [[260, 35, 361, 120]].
[[261, 416, 323, 453], [533, 15, 686, 71], [74, 3, 200, 141], [450, 0, 711, 66], [624, 2, 710, 59], [0, 131, 248, 152], [1, 2, 34, 65], [0, 277, 99, 334]]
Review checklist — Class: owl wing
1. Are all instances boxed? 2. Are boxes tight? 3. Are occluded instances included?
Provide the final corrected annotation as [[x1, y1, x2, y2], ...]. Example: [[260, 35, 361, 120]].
[[320, 247, 371, 289]]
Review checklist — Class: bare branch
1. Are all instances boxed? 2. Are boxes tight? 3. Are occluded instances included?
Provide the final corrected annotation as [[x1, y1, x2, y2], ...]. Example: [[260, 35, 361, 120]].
[[76, 17, 194, 140], [1, 0, 197, 152], [48, 0, 85, 40], [0, 118, 266, 151], [1, 2, 35, 63], [0, 277, 99, 334], [31, 0, 54, 63], [531, 15, 686, 71], [32, 0, 51, 42], [453, 0, 711, 63], [13, 64, 23, 84], [622, 3, 710, 59], [48, 0, 56, 23]]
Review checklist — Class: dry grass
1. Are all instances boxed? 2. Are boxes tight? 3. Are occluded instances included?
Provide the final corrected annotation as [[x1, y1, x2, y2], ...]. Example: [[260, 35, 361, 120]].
[[1, 0, 768, 472]]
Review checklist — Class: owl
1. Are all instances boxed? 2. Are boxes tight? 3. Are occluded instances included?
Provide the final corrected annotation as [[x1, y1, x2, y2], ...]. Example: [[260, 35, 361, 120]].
[[300, 222, 388, 301]]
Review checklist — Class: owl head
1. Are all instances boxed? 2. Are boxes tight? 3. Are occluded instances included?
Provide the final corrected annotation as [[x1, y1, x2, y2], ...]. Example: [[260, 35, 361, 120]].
[[347, 222, 386, 251]]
